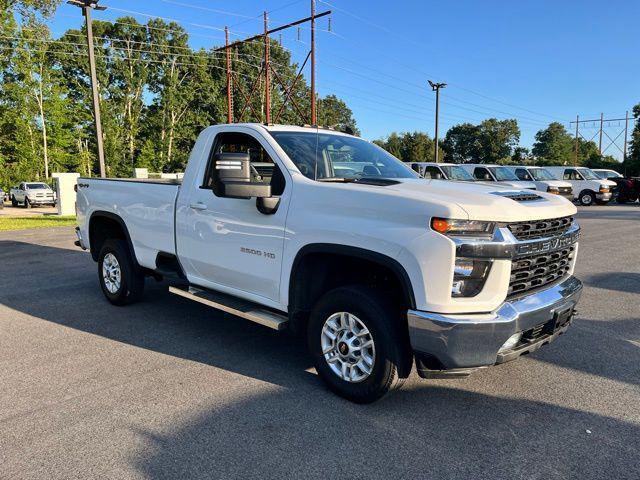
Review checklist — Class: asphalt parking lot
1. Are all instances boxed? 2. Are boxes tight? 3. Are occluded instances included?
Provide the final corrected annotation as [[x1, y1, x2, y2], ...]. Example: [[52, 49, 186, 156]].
[[1, 205, 639, 479]]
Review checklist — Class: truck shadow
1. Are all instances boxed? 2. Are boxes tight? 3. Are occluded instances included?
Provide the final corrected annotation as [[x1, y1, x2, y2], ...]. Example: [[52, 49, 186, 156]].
[[582, 272, 640, 294], [129, 385, 640, 480], [1, 237, 639, 392]]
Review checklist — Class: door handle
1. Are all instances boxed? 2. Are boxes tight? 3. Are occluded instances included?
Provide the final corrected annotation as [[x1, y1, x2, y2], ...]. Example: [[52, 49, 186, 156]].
[[189, 202, 207, 211]]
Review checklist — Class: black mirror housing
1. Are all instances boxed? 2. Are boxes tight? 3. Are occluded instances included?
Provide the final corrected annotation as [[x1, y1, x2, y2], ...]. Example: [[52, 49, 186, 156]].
[[211, 152, 271, 199]]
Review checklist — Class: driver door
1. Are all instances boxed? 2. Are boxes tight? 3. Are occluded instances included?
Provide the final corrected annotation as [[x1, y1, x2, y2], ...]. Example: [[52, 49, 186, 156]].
[[176, 130, 289, 304]]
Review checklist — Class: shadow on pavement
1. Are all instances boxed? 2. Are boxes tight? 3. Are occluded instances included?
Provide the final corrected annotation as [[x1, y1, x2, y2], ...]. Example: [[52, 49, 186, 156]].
[[2, 239, 640, 479], [582, 272, 640, 294], [130, 385, 640, 480]]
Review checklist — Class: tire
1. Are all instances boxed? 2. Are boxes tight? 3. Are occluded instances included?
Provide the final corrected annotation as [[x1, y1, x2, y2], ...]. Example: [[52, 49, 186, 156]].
[[24, 197, 31, 209], [98, 238, 145, 306], [307, 285, 412, 403], [578, 191, 595, 206], [11, 196, 17, 207]]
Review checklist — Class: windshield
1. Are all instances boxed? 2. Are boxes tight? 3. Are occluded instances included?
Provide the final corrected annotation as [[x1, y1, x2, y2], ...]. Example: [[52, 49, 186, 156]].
[[26, 183, 50, 190], [270, 131, 419, 181], [578, 168, 599, 180], [529, 168, 555, 181], [441, 165, 474, 181], [488, 167, 519, 181], [595, 170, 621, 179]]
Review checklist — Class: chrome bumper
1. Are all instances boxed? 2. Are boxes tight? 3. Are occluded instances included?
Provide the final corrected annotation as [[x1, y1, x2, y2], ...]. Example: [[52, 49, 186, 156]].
[[596, 192, 612, 201], [407, 276, 583, 369]]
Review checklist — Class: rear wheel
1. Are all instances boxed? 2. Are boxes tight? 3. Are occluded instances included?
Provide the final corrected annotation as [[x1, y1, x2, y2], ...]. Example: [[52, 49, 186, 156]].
[[98, 239, 144, 305], [579, 190, 595, 206], [308, 285, 411, 403]]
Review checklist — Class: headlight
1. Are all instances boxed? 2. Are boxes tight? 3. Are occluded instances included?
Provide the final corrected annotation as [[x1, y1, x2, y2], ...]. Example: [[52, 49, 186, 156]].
[[599, 186, 610, 193], [451, 257, 491, 297], [547, 186, 559, 194], [431, 218, 495, 238]]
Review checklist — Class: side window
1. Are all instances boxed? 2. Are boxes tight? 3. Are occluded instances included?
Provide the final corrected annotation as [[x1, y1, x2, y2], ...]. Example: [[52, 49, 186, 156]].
[[424, 166, 441, 179], [203, 132, 285, 196], [515, 168, 530, 181], [474, 167, 492, 181], [564, 169, 581, 181]]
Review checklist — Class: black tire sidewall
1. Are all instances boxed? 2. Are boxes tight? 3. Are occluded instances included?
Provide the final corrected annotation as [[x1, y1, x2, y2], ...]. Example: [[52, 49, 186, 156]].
[[579, 191, 594, 206], [98, 239, 143, 305], [308, 286, 408, 403]]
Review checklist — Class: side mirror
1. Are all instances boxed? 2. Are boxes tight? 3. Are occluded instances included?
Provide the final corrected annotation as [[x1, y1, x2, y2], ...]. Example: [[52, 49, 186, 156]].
[[211, 152, 271, 199], [256, 196, 280, 215], [483, 174, 492, 180], [434, 172, 443, 179]]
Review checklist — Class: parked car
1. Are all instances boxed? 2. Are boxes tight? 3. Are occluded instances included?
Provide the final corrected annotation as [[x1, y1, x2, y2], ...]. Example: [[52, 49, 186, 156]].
[[505, 166, 573, 200], [546, 166, 616, 206], [0, 187, 4, 209], [592, 169, 640, 203], [460, 164, 537, 189], [10, 182, 56, 208], [75, 123, 582, 403], [410, 162, 476, 181]]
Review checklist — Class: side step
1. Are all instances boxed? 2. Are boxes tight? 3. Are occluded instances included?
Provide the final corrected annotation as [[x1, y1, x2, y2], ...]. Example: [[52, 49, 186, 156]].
[[168, 285, 288, 331]]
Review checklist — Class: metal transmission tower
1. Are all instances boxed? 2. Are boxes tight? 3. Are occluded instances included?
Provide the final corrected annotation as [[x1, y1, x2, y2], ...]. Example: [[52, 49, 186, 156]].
[[67, 0, 107, 178], [570, 113, 636, 166], [428, 80, 446, 163], [217, 1, 331, 125]]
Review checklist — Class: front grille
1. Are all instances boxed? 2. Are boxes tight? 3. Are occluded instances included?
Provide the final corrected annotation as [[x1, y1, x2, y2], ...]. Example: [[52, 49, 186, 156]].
[[507, 216, 573, 240], [508, 246, 575, 297]]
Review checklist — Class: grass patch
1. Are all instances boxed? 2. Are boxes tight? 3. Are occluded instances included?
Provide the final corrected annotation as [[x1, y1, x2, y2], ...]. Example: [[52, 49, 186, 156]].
[[0, 215, 77, 231]]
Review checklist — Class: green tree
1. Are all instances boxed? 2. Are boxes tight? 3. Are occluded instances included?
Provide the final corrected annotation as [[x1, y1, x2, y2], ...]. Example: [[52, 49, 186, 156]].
[[625, 103, 640, 176], [374, 131, 442, 162], [317, 94, 358, 135], [442, 123, 481, 163], [532, 122, 574, 165]]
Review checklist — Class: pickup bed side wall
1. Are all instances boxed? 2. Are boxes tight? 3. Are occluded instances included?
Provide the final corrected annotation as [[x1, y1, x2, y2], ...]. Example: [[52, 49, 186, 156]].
[[77, 179, 179, 270]]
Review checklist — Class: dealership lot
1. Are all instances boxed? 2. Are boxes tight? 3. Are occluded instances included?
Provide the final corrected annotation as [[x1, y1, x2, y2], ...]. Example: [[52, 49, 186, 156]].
[[0, 205, 639, 479]]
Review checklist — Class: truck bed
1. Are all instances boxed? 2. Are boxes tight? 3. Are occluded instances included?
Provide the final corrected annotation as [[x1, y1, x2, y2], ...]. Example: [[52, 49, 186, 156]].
[[76, 177, 180, 269]]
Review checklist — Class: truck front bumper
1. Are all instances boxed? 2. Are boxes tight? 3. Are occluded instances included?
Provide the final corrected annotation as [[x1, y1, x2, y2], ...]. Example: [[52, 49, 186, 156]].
[[596, 192, 612, 201], [407, 275, 582, 373]]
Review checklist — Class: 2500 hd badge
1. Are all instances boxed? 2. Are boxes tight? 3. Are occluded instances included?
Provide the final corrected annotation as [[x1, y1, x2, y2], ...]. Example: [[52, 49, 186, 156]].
[[241, 247, 276, 259]]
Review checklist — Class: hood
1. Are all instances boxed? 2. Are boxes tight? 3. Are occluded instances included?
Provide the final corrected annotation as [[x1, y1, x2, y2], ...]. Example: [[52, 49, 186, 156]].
[[494, 180, 537, 189], [601, 179, 617, 187], [382, 178, 576, 222], [541, 180, 572, 188]]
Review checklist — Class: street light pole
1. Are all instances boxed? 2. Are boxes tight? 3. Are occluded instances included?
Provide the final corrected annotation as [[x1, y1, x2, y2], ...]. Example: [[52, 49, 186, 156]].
[[68, 0, 107, 178], [428, 80, 446, 163]]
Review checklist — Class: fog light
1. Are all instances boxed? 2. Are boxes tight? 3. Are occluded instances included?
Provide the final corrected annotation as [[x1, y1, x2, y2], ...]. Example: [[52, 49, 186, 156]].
[[452, 258, 491, 297], [499, 332, 522, 353]]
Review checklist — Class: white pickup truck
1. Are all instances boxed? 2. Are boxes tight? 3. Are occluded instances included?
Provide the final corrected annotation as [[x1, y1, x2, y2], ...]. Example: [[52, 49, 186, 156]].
[[75, 124, 582, 403], [10, 182, 56, 207]]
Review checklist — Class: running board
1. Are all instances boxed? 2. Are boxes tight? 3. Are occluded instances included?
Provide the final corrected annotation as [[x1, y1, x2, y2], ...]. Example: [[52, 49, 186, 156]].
[[168, 285, 288, 331]]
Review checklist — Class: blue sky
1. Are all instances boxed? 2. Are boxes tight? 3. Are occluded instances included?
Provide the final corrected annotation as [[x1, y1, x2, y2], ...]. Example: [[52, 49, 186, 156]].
[[48, 0, 639, 158]]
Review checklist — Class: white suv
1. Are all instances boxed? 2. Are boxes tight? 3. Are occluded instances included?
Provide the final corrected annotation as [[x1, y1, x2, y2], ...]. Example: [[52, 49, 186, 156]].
[[461, 164, 537, 190], [506, 166, 573, 200]]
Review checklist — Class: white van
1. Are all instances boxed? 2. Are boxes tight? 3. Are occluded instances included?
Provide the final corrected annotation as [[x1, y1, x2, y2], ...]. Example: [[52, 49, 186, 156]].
[[546, 166, 616, 206], [506, 166, 573, 200], [461, 164, 537, 189]]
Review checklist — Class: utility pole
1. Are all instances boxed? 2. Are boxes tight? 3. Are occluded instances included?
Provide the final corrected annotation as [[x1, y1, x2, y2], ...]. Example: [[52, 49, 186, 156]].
[[623, 111, 629, 165], [310, 0, 316, 125], [574, 114, 579, 166], [428, 80, 446, 163], [598, 112, 604, 158], [225, 26, 233, 123], [68, 0, 106, 178], [264, 11, 271, 124]]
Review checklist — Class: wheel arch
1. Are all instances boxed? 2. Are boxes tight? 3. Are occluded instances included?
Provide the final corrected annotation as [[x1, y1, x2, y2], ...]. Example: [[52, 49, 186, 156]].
[[288, 243, 416, 333], [88, 211, 139, 269]]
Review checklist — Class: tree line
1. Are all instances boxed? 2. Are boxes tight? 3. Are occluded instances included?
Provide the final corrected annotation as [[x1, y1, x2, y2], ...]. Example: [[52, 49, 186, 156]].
[[1, 1, 639, 191], [375, 112, 640, 175], [0, 0, 358, 189]]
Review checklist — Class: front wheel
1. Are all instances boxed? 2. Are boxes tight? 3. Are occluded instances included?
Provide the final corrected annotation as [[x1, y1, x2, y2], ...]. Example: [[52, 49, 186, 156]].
[[308, 285, 412, 403], [98, 239, 145, 306], [11, 195, 17, 207], [24, 197, 31, 208], [579, 191, 595, 206]]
